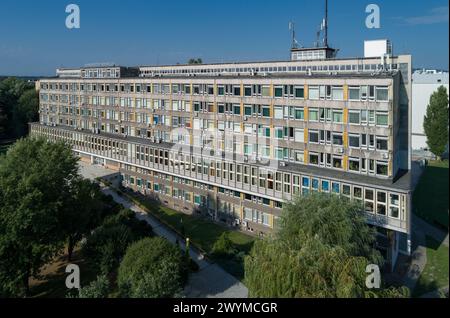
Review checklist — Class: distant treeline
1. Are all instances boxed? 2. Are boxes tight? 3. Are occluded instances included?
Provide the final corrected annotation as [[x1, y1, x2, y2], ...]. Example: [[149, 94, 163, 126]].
[[0, 77, 39, 140]]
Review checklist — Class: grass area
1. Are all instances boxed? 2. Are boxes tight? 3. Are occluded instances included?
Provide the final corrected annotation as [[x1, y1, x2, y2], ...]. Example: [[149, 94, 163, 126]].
[[413, 160, 449, 229], [413, 237, 449, 297], [29, 247, 102, 298], [117, 187, 255, 281]]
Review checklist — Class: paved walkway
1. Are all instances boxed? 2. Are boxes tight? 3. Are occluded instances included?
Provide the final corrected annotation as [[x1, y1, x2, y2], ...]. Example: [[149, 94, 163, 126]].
[[79, 161, 248, 298]]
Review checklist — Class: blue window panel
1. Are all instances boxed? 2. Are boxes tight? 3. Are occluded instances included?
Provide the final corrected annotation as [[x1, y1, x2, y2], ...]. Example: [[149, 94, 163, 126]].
[[332, 182, 340, 194], [302, 177, 310, 187], [312, 179, 319, 190], [322, 180, 329, 192], [302, 188, 310, 196]]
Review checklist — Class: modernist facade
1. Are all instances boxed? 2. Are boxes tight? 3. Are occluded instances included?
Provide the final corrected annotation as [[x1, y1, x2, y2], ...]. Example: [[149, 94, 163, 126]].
[[31, 52, 413, 266]]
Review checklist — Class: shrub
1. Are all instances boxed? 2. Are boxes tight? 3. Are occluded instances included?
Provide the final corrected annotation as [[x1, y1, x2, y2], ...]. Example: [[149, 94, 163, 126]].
[[118, 237, 188, 298], [82, 224, 135, 275], [78, 275, 110, 298], [211, 232, 237, 258], [102, 208, 152, 239]]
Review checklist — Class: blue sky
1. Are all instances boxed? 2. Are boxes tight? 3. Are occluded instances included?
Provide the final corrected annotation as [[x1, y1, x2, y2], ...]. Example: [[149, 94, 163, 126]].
[[0, 0, 448, 76]]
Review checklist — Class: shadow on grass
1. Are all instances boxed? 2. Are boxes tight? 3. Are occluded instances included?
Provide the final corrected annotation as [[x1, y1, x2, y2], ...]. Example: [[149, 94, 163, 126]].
[[413, 161, 449, 233], [30, 248, 99, 298]]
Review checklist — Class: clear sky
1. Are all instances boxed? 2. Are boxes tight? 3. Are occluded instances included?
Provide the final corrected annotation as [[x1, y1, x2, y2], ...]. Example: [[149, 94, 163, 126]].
[[0, 0, 448, 76]]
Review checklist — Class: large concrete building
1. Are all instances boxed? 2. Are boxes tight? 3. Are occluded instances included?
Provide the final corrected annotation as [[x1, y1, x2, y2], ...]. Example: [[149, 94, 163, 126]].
[[412, 70, 449, 152], [30, 44, 413, 267]]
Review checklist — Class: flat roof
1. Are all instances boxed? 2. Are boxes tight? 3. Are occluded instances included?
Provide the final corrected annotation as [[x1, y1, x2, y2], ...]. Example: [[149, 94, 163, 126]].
[[54, 54, 408, 72]]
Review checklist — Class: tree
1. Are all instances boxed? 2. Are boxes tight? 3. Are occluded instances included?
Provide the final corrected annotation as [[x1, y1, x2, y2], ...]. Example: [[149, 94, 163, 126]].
[[0, 138, 79, 296], [82, 224, 136, 275], [0, 78, 30, 138], [61, 179, 105, 261], [188, 58, 203, 65], [244, 193, 408, 298], [424, 86, 449, 159], [211, 232, 237, 258], [16, 89, 39, 136], [118, 237, 188, 298], [279, 193, 382, 264]]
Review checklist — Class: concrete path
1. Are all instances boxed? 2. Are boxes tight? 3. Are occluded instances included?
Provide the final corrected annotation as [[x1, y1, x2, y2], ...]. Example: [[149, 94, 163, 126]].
[[79, 161, 248, 298]]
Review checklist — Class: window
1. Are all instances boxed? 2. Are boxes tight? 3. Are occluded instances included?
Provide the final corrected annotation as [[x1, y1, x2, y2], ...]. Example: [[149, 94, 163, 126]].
[[274, 86, 283, 97], [295, 108, 304, 120], [309, 86, 319, 100], [262, 106, 270, 117], [376, 137, 388, 151], [332, 110, 343, 123], [377, 191, 387, 215], [332, 133, 343, 146], [233, 86, 241, 96], [353, 187, 362, 199], [294, 129, 304, 142], [294, 86, 304, 98], [376, 112, 389, 126], [244, 86, 252, 96], [349, 87, 360, 100], [332, 182, 340, 194], [274, 107, 283, 119], [349, 158, 360, 172], [331, 86, 344, 100], [389, 194, 400, 218], [333, 157, 342, 169], [349, 134, 360, 148], [233, 105, 241, 115], [261, 86, 271, 97], [349, 111, 360, 124], [309, 131, 319, 143], [376, 87, 389, 101], [295, 151, 304, 163], [309, 109, 319, 121], [244, 105, 252, 116], [342, 185, 351, 196], [274, 127, 284, 139], [309, 153, 319, 165], [322, 180, 330, 192], [376, 161, 388, 176]]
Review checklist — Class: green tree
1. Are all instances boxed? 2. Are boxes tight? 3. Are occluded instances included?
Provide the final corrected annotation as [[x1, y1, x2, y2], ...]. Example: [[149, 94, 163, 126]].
[[211, 232, 237, 258], [82, 224, 136, 275], [16, 89, 39, 136], [61, 179, 105, 261], [424, 86, 449, 159], [0, 138, 79, 296], [188, 58, 203, 65], [279, 193, 382, 264], [102, 208, 153, 239], [118, 237, 188, 298], [244, 193, 408, 298], [0, 78, 30, 138]]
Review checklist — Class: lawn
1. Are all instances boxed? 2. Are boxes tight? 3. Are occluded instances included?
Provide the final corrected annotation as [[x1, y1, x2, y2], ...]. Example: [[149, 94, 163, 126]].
[[413, 160, 449, 229], [413, 236, 449, 297], [119, 188, 255, 280]]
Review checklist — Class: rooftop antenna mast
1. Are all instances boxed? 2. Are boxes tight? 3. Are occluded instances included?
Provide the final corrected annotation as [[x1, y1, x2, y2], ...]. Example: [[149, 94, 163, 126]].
[[324, 0, 328, 47], [289, 21, 300, 49]]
